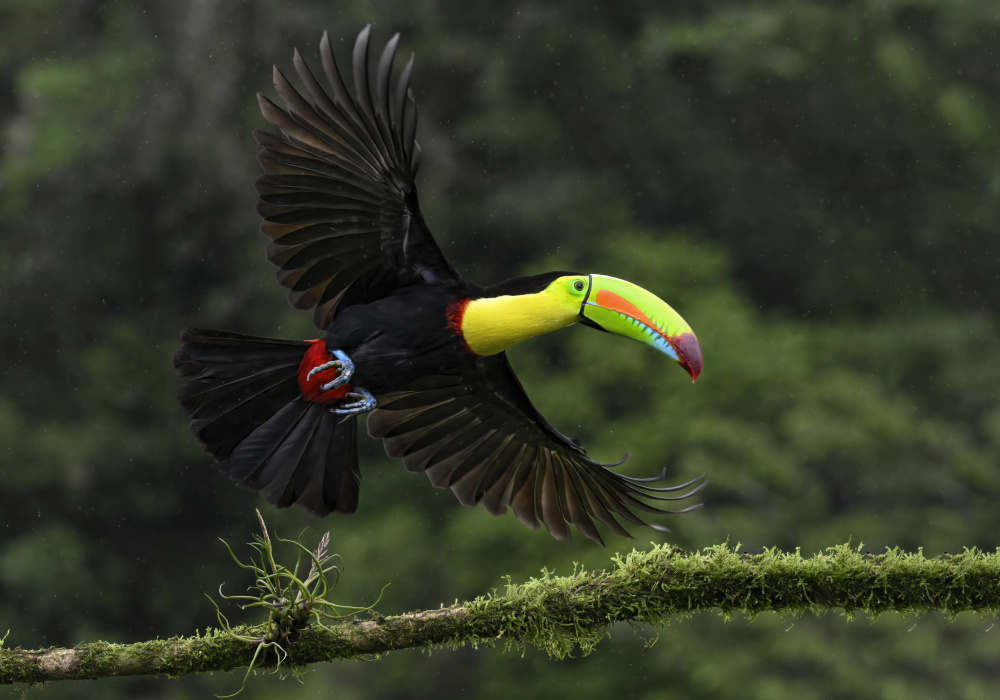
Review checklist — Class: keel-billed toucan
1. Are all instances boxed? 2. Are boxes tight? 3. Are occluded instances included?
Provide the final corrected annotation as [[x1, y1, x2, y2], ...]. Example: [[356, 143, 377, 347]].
[[175, 26, 705, 545]]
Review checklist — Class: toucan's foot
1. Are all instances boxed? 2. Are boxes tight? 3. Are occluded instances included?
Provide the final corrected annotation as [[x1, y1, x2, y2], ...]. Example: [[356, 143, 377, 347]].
[[305, 349, 354, 390], [299, 343, 359, 405], [331, 387, 376, 415]]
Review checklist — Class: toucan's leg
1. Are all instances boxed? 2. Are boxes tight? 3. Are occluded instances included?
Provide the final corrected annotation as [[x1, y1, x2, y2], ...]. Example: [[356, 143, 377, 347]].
[[298, 343, 376, 414], [331, 387, 377, 415], [305, 349, 355, 390], [299, 342, 373, 412]]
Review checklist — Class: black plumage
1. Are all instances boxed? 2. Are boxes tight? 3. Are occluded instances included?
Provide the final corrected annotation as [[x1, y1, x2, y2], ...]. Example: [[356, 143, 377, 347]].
[[175, 26, 704, 544]]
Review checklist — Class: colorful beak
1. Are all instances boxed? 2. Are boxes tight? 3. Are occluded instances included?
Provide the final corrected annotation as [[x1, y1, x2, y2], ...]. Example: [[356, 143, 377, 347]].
[[579, 274, 703, 381]]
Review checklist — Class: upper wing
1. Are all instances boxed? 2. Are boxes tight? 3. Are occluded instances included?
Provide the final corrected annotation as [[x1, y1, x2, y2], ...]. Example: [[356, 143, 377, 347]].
[[365, 355, 706, 545], [255, 25, 458, 329]]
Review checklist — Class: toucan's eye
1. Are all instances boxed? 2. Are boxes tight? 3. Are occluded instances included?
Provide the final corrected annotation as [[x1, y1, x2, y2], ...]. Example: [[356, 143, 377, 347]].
[[573, 280, 585, 291]]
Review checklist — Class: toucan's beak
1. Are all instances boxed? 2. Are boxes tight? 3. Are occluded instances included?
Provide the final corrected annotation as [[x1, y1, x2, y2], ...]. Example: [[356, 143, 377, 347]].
[[579, 274, 703, 382]]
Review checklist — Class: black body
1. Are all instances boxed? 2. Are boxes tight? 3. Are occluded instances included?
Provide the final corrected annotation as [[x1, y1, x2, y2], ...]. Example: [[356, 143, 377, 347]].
[[325, 284, 473, 394]]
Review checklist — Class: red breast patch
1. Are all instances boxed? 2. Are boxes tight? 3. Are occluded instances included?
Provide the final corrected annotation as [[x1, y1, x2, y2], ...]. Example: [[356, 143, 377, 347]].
[[446, 298, 475, 354]]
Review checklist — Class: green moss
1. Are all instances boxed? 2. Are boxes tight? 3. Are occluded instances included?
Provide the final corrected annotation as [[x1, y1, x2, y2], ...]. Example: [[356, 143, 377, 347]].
[[462, 543, 1000, 658], [5, 542, 1000, 685]]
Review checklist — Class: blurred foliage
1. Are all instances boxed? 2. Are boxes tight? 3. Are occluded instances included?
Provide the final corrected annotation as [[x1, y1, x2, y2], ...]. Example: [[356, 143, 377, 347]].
[[0, 0, 998, 697]]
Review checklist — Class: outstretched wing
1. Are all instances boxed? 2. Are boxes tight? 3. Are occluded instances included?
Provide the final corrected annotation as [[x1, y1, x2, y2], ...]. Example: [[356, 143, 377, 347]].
[[366, 356, 706, 545], [255, 25, 458, 330]]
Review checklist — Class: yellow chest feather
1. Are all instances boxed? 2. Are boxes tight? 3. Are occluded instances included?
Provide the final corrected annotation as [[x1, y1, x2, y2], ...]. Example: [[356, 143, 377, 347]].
[[460, 291, 579, 356]]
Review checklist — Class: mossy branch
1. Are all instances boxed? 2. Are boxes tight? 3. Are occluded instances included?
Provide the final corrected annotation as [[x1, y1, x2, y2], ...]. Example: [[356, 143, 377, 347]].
[[4, 542, 1000, 685]]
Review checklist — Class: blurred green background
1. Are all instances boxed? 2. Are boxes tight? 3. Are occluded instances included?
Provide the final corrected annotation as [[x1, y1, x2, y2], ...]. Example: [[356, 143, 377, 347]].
[[2, 0, 999, 697]]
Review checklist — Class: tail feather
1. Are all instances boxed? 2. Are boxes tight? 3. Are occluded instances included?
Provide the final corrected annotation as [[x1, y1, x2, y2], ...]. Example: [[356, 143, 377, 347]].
[[227, 399, 314, 485], [318, 414, 360, 513], [175, 328, 361, 516], [176, 328, 305, 457], [237, 400, 360, 515]]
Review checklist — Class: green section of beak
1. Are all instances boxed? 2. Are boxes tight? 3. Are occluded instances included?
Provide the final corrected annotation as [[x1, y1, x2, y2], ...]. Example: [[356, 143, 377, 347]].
[[580, 274, 703, 381]]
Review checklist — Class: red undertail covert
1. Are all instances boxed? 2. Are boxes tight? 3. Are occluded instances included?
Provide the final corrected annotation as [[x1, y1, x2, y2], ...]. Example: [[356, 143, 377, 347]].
[[298, 339, 351, 404]]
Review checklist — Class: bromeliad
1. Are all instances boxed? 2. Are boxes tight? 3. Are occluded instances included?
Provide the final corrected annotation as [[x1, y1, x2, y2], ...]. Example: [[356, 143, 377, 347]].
[[175, 26, 705, 545]]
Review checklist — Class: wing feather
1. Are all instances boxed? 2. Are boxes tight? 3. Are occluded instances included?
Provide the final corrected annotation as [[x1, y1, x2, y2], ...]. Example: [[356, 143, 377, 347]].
[[367, 368, 705, 544], [538, 452, 570, 540], [256, 26, 458, 329], [507, 446, 541, 531], [450, 432, 515, 506]]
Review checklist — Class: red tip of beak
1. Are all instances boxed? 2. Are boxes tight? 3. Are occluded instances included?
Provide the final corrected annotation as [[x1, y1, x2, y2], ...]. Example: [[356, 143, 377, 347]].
[[673, 332, 702, 382]]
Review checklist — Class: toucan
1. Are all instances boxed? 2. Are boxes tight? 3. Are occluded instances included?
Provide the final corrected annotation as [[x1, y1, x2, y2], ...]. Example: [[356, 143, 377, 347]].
[[175, 26, 706, 545]]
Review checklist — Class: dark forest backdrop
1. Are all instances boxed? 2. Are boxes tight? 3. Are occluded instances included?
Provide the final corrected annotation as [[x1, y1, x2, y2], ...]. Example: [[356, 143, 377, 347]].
[[2, 0, 999, 697]]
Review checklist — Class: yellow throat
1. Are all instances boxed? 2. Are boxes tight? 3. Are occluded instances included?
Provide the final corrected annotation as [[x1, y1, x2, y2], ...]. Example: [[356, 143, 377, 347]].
[[460, 286, 580, 356]]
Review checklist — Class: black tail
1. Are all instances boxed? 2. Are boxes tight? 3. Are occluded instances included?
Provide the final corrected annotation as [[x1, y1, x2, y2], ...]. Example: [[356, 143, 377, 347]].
[[174, 328, 360, 515]]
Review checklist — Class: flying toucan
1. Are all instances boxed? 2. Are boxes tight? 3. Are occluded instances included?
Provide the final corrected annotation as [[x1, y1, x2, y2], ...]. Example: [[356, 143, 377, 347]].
[[175, 26, 706, 545]]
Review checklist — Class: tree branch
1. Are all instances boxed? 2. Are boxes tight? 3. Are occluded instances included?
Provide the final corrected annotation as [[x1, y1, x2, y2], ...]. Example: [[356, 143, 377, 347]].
[[4, 543, 1000, 685]]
